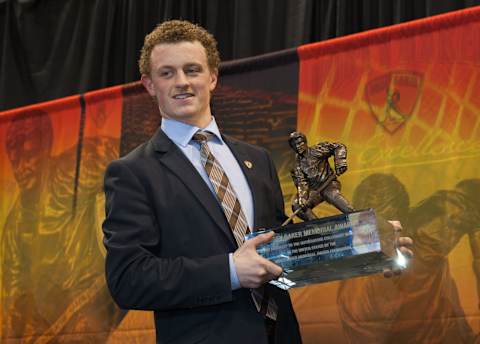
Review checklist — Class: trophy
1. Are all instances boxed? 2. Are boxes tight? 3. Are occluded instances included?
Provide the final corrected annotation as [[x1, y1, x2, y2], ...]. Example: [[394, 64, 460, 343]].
[[246, 132, 407, 289]]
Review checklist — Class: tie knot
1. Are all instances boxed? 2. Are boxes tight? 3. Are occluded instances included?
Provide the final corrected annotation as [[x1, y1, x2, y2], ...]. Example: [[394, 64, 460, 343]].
[[192, 131, 213, 143]]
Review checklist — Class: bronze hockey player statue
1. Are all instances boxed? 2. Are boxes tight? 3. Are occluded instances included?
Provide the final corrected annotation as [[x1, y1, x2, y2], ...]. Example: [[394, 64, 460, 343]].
[[289, 131, 354, 221]]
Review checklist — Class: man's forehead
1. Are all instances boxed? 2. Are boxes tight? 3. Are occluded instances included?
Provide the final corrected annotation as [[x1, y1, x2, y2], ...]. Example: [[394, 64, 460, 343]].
[[151, 41, 206, 58], [149, 41, 208, 72]]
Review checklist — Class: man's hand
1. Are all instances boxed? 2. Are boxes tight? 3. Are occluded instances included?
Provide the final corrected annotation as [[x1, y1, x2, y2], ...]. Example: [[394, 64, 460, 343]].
[[233, 231, 283, 289], [384, 220, 414, 277]]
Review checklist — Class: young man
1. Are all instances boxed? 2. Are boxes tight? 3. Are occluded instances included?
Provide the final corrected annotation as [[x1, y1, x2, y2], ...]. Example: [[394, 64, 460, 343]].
[[102, 20, 302, 343], [102, 20, 412, 344]]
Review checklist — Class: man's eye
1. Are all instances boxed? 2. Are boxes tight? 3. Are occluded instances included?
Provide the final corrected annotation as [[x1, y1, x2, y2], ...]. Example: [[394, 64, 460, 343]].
[[186, 68, 200, 75], [160, 71, 172, 77]]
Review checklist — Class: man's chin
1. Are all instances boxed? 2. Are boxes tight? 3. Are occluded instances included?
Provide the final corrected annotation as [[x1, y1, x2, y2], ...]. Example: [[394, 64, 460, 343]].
[[164, 109, 211, 122]]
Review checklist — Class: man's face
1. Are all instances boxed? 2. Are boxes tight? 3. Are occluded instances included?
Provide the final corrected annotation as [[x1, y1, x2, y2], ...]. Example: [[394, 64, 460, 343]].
[[141, 41, 218, 128], [293, 137, 307, 154]]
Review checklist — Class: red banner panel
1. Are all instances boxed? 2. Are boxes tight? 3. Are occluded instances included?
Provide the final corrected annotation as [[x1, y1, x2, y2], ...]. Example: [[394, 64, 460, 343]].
[[293, 6, 480, 344]]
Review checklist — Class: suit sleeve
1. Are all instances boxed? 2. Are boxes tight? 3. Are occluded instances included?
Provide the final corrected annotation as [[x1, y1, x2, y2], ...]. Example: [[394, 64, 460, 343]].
[[102, 159, 232, 311]]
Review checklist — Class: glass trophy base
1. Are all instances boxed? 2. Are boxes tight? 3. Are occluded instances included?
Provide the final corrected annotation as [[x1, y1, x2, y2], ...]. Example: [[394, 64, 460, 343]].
[[246, 209, 406, 290]]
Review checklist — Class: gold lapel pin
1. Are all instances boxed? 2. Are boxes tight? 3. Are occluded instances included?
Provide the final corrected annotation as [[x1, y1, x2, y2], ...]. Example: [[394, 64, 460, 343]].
[[244, 160, 253, 169]]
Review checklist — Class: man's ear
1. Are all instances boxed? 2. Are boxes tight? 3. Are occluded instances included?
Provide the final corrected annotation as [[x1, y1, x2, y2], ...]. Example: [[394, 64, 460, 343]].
[[209, 68, 218, 92], [141, 74, 156, 96]]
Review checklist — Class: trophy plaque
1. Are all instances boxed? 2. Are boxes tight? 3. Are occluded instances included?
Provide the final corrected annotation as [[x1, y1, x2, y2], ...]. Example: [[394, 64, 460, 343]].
[[247, 208, 406, 290]]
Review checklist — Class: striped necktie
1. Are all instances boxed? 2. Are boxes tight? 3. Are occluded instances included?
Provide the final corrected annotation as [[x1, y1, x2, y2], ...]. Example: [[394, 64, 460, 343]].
[[192, 131, 278, 320], [192, 131, 250, 246]]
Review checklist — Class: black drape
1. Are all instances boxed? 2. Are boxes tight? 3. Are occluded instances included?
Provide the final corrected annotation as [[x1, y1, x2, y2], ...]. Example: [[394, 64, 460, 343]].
[[1, 0, 480, 111]]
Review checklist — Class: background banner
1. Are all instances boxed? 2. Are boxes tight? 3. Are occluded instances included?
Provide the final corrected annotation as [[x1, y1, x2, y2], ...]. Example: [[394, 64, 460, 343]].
[[1, 6, 479, 343], [292, 6, 480, 344]]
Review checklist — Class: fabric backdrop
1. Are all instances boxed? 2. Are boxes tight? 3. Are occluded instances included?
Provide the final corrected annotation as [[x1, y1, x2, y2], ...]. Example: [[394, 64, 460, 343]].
[[2, 0, 480, 111], [1, 5, 480, 343]]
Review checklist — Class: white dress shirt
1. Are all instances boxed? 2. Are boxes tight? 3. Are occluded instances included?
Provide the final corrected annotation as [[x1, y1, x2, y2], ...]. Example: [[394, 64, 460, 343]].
[[161, 116, 253, 290]]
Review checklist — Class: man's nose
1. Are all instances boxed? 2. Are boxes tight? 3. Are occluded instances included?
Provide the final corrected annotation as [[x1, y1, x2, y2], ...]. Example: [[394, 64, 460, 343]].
[[174, 71, 189, 87]]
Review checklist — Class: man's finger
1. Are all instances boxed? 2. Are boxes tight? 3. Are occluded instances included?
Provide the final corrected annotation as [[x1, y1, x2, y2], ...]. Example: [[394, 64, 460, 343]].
[[246, 231, 275, 247], [263, 259, 283, 278], [397, 236, 413, 247], [383, 268, 394, 278], [388, 220, 403, 231], [398, 246, 413, 259], [393, 267, 402, 275]]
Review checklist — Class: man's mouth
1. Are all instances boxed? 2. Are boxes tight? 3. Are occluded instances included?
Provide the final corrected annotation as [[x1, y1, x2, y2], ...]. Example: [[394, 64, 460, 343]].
[[173, 93, 194, 99]]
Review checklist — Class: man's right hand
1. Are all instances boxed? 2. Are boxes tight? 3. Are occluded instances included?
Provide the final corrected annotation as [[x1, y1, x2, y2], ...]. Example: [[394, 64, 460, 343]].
[[233, 231, 283, 289]]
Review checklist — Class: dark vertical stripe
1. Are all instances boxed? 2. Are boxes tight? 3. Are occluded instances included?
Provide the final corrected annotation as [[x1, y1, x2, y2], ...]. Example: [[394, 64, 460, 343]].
[[202, 146, 214, 175], [229, 200, 241, 229], [216, 173, 229, 203], [72, 94, 86, 216]]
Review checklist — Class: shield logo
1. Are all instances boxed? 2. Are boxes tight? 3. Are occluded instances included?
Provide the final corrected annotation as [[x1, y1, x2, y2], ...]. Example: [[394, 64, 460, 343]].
[[365, 71, 423, 134]]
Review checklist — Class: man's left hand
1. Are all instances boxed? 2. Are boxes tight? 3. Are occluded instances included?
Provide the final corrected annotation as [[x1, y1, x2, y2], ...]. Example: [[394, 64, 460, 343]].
[[384, 220, 413, 278]]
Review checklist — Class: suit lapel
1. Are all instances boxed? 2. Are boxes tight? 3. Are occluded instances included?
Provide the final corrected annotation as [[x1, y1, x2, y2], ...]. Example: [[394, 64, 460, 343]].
[[150, 129, 236, 246]]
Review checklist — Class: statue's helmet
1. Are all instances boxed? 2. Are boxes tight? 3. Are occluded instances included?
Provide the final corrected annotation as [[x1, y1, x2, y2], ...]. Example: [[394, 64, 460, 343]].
[[288, 131, 307, 149]]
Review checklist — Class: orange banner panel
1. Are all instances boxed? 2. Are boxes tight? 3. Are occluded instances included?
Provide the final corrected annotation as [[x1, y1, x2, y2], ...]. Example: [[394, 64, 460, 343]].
[[0, 86, 127, 342], [292, 6, 480, 344]]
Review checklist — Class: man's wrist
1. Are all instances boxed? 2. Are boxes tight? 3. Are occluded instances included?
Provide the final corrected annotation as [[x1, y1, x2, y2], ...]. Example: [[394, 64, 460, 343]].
[[228, 253, 241, 290]]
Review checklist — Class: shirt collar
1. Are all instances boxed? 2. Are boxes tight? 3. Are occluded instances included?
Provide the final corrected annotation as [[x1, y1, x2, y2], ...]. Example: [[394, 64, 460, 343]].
[[161, 117, 223, 147]]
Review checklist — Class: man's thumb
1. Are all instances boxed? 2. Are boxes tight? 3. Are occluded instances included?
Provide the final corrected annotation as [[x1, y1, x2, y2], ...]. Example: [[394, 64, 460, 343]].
[[247, 231, 275, 248]]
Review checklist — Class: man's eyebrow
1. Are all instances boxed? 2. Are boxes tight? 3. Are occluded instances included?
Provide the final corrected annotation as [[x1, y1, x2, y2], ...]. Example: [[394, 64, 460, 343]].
[[155, 63, 202, 71], [156, 65, 174, 71]]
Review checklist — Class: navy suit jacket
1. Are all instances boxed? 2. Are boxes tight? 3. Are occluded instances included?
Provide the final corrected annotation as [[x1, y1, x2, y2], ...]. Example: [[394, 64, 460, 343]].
[[103, 128, 302, 343]]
